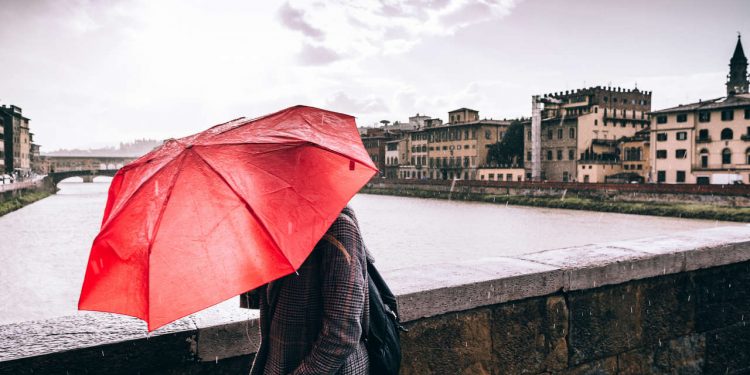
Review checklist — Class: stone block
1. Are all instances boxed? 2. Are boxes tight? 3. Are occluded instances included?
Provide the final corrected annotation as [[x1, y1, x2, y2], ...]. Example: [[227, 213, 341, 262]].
[[694, 261, 750, 332], [389, 258, 562, 322], [652, 334, 705, 375], [400, 308, 494, 375], [568, 283, 642, 366], [639, 273, 695, 346], [559, 356, 618, 375], [704, 322, 750, 374], [490, 295, 568, 374], [519, 244, 683, 291]]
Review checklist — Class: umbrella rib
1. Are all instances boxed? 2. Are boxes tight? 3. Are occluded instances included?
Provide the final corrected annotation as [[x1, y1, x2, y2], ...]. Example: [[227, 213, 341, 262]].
[[144, 152, 188, 326], [189, 148, 297, 272], [96, 153, 183, 236]]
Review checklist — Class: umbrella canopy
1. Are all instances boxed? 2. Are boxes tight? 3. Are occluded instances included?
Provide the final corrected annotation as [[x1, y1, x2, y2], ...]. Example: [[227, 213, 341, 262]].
[[78, 105, 378, 331]]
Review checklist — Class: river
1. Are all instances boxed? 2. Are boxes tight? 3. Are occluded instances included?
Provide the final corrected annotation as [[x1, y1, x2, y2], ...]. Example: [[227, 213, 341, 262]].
[[0, 179, 735, 326]]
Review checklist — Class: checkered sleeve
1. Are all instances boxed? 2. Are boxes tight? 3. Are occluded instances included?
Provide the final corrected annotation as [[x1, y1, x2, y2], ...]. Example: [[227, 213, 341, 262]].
[[290, 216, 366, 375]]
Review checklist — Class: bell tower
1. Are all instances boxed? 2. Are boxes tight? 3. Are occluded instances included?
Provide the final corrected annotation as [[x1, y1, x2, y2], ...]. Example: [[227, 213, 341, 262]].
[[727, 34, 749, 96]]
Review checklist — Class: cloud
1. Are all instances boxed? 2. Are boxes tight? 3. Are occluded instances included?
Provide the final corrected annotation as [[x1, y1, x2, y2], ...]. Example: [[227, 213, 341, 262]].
[[282, 0, 520, 57], [278, 2, 325, 40], [297, 43, 341, 65], [326, 91, 388, 114]]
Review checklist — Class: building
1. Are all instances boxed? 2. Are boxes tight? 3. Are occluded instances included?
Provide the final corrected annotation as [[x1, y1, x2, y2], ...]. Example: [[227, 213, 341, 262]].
[[649, 36, 750, 184], [361, 127, 400, 175], [0, 104, 32, 175], [616, 129, 651, 182], [477, 167, 525, 182], [426, 108, 512, 180], [0, 116, 4, 171], [523, 86, 652, 182], [384, 138, 406, 179]]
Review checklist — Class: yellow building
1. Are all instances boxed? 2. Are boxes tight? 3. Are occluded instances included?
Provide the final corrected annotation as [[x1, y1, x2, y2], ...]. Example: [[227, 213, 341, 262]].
[[426, 108, 511, 180], [649, 36, 750, 184]]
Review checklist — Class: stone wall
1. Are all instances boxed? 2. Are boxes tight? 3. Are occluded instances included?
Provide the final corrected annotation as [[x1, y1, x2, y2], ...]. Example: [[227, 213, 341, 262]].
[[1, 226, 749, 374], [364, 179, 750, 207]]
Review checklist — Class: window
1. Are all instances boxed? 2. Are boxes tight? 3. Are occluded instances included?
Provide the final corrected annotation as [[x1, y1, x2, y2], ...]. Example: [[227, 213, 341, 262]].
[[700, 149, 709, 168], [656, 133, 668, 141], [498, 174, 503, 181], [594, 107, 598, 113], [745, 109, 750, 119], [547, 150, 553, 160], [562, 171, 569, 182], [677, 132, 687, 140], [557, 150, 563, 160], [569, 128, 575, 138], [746, 148, 750, 164], [721, 128, 734, 140], [507, 173, 512, 181], [656, 115, 667, 124], [698, 111, 711, 122], [722, 148, 732, 164], [527, 130, 531, 140], [595, 119, 598, 126], [568, 149, 575, 160], [675, 149, 687, 159], [676, 113, 687, 123], [721, 109, 734, 121], [676, 171, 686, 183], [698, 129, 709, 140], [485, 130, 491, 140], [489, 173, 494, 180], [657, 171, 666, 183], [557, 129, 563, 139], [547, 129, 553, 139], [656, 150, 667, 159], [527, 151, 531, 161]]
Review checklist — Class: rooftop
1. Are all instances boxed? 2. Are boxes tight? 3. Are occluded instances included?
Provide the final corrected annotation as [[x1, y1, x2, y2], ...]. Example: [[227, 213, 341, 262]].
[[650, 94, 750, 115]]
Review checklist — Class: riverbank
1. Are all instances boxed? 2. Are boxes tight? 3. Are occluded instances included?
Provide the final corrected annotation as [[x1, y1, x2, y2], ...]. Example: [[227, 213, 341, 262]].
[[0, 190, 53, 217], [362, 186, 750, 222]]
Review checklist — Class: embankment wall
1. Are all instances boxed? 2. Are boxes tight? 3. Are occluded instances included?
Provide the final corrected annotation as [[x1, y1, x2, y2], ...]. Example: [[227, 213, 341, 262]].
[[1, 226, 749, 374], [363, 179, 750, 207]]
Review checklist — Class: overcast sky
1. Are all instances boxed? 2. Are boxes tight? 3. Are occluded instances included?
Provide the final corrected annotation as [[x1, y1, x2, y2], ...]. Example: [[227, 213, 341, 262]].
[[1, 0, 748, 151]]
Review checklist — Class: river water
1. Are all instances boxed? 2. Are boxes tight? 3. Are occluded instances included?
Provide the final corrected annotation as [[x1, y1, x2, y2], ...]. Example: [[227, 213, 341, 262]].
[[0, 179, 734, 326]]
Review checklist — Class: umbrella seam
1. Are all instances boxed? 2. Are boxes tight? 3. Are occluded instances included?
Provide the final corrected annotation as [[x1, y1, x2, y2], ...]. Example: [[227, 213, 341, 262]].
[[190, 147, 297, 273], [145, 151, 188, 329]]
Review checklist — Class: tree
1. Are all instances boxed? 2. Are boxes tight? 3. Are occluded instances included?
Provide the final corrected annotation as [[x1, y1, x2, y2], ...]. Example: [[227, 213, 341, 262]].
[[487, 121, 524, 167]]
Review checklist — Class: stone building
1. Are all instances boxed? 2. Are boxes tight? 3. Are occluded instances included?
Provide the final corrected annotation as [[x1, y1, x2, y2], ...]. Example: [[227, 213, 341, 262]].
[[523, 87, 652, 182], [0, 116, 4, 171], [649, 36, 750, 184], [384, 138, 406, 179], [425, 108, 512, 180], [0, 104, 32, 175]]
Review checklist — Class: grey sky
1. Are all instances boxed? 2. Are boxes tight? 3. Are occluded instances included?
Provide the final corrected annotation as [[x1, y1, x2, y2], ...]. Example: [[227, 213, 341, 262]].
[[0, 0, 748, 151]]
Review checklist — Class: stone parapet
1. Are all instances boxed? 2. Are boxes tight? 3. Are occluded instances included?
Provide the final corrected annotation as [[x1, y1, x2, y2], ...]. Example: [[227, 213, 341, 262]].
[[1, 225, 749, 374]]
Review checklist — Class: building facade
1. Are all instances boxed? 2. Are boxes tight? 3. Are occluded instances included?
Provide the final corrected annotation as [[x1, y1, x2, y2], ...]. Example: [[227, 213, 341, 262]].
[[523, 86, 652, 182], [649, 36, 750, 184], [426, 109, 511, 180], [0, 104, 32, 175]]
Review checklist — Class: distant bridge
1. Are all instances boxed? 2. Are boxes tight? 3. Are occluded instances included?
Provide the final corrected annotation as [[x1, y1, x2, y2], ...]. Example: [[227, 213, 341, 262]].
[[46, 156, 138, 185]]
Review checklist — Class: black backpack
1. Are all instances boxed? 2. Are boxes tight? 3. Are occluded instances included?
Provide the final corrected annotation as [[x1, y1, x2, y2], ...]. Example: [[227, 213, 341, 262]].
[[339, 211, 405, 375], [366, 258, 406, 375]]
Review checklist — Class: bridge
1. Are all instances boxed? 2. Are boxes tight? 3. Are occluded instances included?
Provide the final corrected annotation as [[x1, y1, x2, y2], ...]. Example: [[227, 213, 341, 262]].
[[46, 155, 137, 185]]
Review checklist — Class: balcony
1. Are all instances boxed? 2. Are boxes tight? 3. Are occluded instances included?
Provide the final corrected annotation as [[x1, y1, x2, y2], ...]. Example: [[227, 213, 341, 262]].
[[692, 163, 750, 171], [695, 136, 712, 143]]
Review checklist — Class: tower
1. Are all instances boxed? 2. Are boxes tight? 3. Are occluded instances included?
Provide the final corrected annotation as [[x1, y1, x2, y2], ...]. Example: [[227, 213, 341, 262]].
[[727, 34, 749, 96]]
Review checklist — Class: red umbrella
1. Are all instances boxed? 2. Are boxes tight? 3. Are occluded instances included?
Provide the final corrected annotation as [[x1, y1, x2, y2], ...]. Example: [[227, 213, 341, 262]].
[[78, 105, 378, 331]]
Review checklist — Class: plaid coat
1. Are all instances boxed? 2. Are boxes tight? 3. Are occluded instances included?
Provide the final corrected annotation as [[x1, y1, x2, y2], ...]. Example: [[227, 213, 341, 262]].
[[246, 206, 370, 375]]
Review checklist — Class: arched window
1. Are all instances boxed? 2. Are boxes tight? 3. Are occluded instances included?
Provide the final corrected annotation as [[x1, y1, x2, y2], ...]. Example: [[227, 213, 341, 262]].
[[721, 128, 734, 140], [722, 148, 732, 164]]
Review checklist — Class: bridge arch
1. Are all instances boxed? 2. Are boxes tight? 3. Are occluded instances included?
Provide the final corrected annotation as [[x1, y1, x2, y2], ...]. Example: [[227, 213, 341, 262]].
[[49, 169, 119, 186]]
